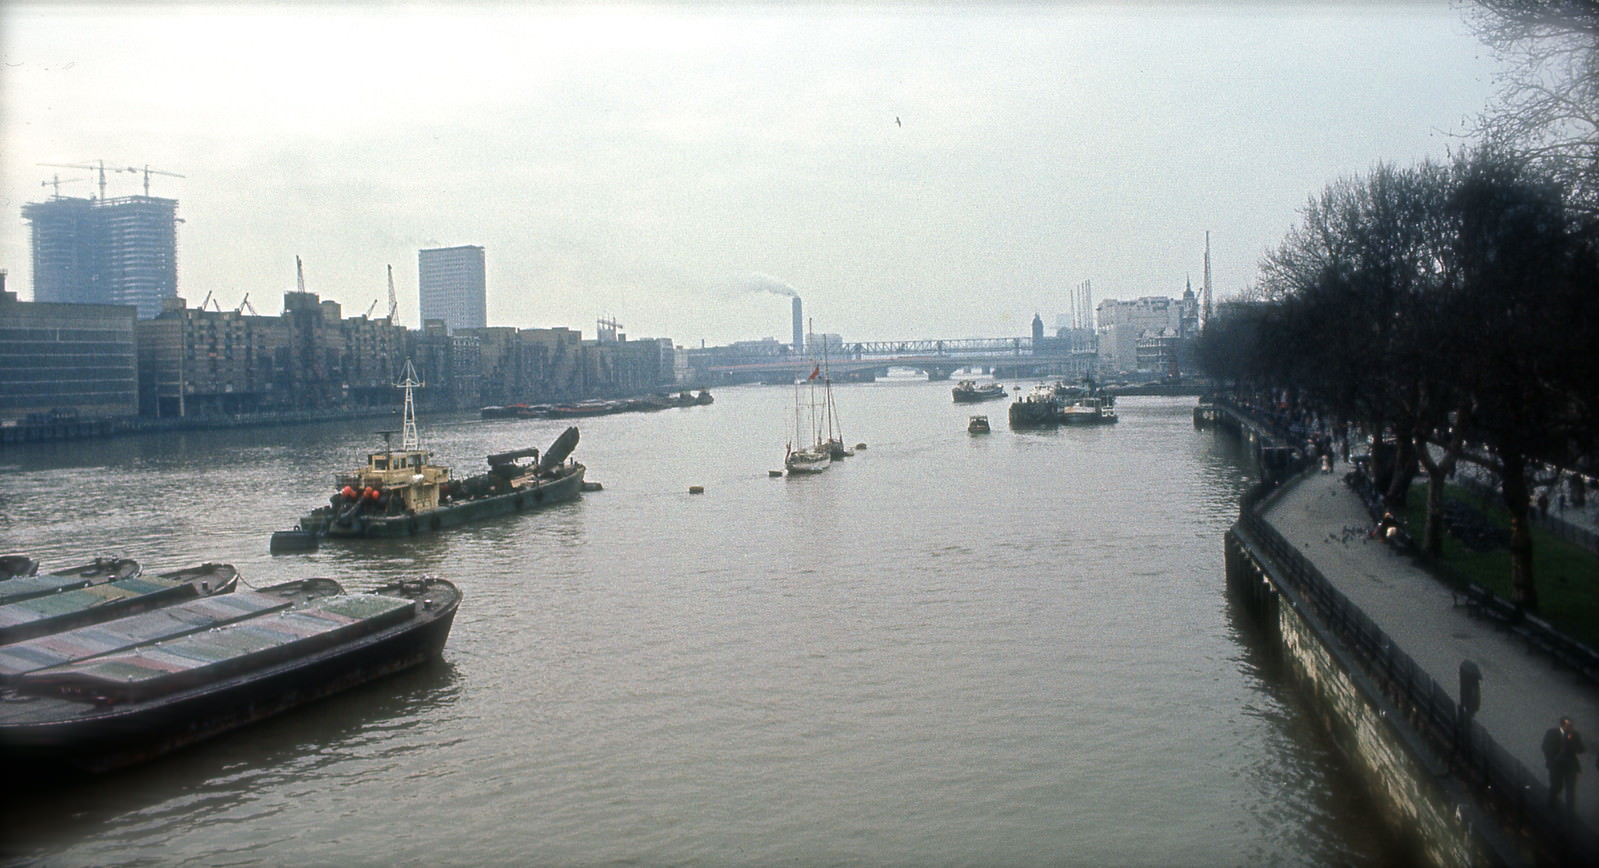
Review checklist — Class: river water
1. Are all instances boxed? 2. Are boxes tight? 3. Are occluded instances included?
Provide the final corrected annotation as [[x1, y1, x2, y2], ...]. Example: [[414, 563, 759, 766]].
[[0, 378, 1403, 866]]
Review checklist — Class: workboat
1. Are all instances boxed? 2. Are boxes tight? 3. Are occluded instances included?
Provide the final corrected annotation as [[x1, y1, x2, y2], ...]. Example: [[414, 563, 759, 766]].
[[285, 362, 586, 543], [968, 414, 991, 434], [0, 576, 460, 773], [952, 380, 1006, 403], [1008, 379, 1118, 427], [0, 557, 141, 606], [1059, 395, 1118, 425], [0, 563, 237, 645]]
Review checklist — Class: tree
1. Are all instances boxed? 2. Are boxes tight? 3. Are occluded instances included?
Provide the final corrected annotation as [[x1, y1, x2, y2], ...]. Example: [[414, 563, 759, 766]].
[[1467, 0, 1599, 215], [1255, 163, 1456, 509], [1439, 148, 1591, 609]]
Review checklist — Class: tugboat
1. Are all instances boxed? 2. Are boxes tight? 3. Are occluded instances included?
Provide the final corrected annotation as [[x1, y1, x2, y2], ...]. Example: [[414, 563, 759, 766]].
[[281, 361, 586, 544]]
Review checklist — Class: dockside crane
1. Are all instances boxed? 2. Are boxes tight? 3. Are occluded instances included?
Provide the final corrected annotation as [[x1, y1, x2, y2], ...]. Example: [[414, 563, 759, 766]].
[[364, 299, 380, 318], [238, 292, 259, 316], [386, 265, 399, 323]]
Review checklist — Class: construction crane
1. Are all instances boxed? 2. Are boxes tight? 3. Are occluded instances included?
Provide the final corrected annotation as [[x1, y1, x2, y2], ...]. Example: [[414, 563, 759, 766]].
[[295, 256, 307, 293], [124, 164, 185, 197], [238, 292, 259, 316], [39, 160, 117, 200], [40, 174, 88, 198], [386, 264, 399, 323], [38, 160, 184, 198], [364, 299, 380, 318]]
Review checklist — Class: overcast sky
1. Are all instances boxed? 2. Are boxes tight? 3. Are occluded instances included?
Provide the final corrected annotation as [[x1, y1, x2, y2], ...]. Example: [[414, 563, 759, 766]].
[[1, 1, 1504, 346]]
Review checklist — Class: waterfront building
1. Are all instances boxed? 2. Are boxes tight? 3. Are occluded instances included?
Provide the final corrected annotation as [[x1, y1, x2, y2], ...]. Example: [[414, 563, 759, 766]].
[[138, 297, 286, 417], [1095, 291, 1201, 376], [463, 325, 593, 404], [411, 319, 482, 410], [0, 279, 139, 423], [137, 292, 405, 418], [418, 245, 487, 333], [22, 194, 179, 319]]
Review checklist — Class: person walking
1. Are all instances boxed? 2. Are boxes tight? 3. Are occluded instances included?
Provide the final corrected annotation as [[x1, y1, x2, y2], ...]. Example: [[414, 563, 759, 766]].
[[1542, 716, 1586, 812]]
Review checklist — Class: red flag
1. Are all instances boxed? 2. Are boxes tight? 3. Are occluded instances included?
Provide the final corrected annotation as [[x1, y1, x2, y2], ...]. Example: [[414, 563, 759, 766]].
[[808, 365, 820, 380]]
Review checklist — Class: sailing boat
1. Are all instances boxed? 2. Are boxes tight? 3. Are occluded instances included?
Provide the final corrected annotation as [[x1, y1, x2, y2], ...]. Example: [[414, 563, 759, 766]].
[[784, 329, 832, 476], [820, 338, 851, 460]]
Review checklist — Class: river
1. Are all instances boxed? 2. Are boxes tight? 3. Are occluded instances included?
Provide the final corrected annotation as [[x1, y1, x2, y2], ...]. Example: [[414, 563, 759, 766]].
[[0, 378, 1404, 865]]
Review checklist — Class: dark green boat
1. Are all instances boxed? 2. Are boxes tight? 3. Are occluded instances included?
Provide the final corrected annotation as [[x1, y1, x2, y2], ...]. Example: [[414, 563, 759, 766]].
[[284, 363, 586, 543]]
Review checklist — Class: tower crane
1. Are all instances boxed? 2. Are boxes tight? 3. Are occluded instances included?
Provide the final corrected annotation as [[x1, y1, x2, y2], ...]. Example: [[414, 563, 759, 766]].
[[38, 160, 185, 198], [386, 264, 399, 323], [39, 160, 117, 200], [124, 164, 185, 197], [40, 175, 89, 198]]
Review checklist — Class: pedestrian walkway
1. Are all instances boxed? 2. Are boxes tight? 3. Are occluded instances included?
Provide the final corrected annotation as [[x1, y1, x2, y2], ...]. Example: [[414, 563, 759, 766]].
[[1261, 464, 1599, 833]]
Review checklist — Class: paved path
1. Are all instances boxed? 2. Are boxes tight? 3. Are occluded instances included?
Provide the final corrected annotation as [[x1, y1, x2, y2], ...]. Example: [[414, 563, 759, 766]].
[[1261, 466, 1599, 831]]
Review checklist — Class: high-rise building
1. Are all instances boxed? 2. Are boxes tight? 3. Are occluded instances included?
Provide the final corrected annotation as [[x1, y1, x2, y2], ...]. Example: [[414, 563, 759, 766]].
[[22, 195, 179, 319], [418, 245, 487, 333]]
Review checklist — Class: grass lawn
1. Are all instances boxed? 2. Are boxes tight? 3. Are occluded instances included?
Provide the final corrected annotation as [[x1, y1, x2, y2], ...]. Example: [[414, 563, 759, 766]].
[[1402, 484, 1599, 647]]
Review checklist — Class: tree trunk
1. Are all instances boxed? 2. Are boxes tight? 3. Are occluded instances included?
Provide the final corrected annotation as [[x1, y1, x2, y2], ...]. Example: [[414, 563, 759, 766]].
[[1385, 435, 1416, 510], [1421, 461, 1449, 557], [1500, 453, 1538, 612]]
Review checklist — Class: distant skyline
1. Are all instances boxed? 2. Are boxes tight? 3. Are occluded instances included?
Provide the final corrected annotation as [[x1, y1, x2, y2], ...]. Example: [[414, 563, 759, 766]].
[[1, 2, 1505, 346]]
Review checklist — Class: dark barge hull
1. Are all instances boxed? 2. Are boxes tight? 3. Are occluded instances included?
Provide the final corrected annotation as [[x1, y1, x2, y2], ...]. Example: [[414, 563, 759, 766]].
[[311, 463, 585, 539], [0, 581, 459, 773]]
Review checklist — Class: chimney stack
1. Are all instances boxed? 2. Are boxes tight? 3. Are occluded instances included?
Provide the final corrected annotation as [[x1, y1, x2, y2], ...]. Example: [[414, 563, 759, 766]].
[[792, 296, 803, 352]]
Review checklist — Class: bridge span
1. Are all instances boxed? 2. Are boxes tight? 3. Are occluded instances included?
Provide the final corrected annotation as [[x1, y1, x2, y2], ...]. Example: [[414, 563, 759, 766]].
[[696, 336, 1096, 383]]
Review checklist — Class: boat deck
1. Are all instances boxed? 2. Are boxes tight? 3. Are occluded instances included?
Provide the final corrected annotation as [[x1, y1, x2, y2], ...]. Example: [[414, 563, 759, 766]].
[[0, 576, 206, 638], [19, 593, 417, 701], [0, 581, 341, 679]]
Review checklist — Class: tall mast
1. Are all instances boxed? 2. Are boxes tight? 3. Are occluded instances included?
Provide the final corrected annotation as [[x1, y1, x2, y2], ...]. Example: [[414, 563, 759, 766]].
[[397, 359, 424, 451], [1202, 231, 1213, 327]]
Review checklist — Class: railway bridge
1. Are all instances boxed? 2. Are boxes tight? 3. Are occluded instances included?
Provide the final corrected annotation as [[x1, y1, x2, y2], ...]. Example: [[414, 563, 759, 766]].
[[696, 337, 1096, 384]]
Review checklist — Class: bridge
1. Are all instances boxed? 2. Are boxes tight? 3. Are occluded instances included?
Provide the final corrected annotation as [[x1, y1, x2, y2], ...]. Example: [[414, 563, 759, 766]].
[[695, 336, 1097, 384]]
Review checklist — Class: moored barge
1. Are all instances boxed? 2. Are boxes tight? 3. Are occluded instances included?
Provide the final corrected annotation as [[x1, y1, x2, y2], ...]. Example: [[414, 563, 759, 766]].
[[0, 576, 461, 772]]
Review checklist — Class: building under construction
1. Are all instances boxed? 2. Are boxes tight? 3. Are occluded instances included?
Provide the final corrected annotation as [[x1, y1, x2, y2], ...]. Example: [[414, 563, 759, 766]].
[[22, 193, 179, 319]]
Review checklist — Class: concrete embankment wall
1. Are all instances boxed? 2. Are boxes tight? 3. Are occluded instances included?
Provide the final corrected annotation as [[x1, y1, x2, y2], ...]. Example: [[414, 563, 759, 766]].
[[1226, 508, 1502, 867]]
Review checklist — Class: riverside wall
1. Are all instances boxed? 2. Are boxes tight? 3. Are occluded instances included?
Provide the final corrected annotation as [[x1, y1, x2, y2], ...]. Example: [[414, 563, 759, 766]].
[[1209, 402, 1528, 867], [1226, 509, 1505, 867]]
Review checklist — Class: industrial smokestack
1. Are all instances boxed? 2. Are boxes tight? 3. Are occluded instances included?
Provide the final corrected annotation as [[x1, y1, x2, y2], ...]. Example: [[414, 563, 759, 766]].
[[792, 297, 803, 352]]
